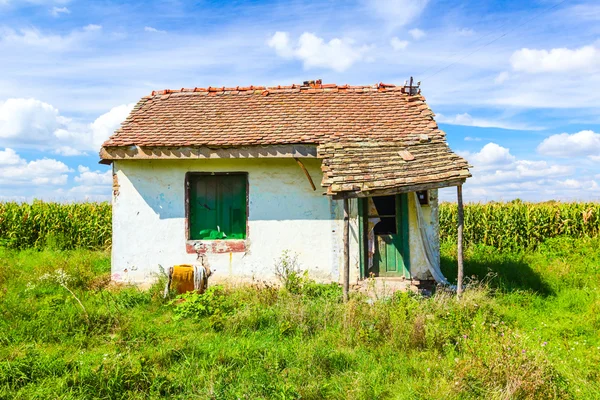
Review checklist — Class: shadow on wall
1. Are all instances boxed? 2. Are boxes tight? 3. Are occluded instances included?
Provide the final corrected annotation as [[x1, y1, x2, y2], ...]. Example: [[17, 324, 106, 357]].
[[119, 158, 338, 221], [440, 246, 553, 296]]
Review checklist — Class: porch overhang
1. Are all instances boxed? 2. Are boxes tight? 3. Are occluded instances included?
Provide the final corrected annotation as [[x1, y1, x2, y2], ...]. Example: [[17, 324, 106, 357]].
[[330, 178, 466, 200], [319, 140, 471, 199]]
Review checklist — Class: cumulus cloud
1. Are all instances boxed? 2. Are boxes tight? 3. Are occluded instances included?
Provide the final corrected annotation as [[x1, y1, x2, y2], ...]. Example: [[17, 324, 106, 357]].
[[89, 103, 135, 149], [74, 165, 111, 185], [537, 130, 600, 158], [365, 0, 429, 28], [0, 97, 133, 152], [0, 147, 71, 186], [268, 31, 371, 72], [390, 37, 409, 50], [0, 148, 21, 165], [510, 45, 600, 74], [408, 28, 425, 40], [436, 112, 543, 131], [460, 143, 515, 170], [0, 98, 63, 143], [69, 165, 111, 197], [442, 143, 591, 202]]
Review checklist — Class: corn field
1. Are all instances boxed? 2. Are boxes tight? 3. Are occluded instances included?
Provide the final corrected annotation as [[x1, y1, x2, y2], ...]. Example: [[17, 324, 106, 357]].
[[1, 201, 599, 251], [0, 201, 111, 250], [440, 201, 600, 251]]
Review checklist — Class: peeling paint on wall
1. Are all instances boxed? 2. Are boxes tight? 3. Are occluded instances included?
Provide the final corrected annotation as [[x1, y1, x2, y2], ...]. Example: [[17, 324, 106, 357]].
[[112, 158, 342, 284]]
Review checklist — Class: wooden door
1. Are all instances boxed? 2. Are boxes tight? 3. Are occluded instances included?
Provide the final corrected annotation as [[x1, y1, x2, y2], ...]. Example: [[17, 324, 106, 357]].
[[369, 195, 409, 277]]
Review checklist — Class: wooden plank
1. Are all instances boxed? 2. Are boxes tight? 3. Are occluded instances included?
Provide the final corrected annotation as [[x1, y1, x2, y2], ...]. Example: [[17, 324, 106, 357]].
[[294, 158, 317, 191], [343, 198, 350, 302], [358, 198, 366, 280], [331, 179, 466, 199], [457, 184, 464, 297]]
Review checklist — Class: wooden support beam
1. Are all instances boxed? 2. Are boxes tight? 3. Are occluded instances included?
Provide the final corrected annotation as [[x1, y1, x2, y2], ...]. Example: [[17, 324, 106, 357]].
[[331, 178, 467, 200], [457, 184, 464, 298], [294, 158, 316, 191], [343, 198, 350, 302]]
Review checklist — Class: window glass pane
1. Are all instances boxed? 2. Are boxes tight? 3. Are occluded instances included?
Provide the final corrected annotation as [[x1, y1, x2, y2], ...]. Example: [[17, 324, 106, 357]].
[[189, 174, 246, 240]]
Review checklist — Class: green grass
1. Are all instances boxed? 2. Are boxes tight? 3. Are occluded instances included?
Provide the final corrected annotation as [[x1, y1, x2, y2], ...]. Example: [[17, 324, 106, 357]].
[[1, 238, 599, 399]]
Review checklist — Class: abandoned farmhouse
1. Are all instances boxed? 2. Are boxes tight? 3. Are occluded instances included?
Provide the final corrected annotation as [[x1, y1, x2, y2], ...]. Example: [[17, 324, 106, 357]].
[[100, 81, 471, 287]]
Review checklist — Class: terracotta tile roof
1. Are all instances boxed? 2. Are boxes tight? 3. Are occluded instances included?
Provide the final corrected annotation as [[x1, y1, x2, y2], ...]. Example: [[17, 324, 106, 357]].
[[101, 83, 443, 149], [318, 140, 471, 197]]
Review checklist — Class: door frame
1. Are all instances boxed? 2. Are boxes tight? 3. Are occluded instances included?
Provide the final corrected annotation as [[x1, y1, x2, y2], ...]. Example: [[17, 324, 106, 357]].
[[358, 194, 411, 279]]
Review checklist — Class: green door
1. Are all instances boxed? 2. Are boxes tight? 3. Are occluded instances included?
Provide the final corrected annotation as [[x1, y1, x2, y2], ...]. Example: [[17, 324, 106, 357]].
[[368, 194, 410, 278]]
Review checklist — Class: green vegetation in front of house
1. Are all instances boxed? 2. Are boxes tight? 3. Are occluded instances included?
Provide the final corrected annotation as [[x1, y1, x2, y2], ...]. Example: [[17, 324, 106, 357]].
[[1, 237, 599, 399]]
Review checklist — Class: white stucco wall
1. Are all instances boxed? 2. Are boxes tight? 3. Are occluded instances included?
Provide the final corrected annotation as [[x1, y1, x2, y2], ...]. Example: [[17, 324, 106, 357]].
[[111, 158, 355, 284]]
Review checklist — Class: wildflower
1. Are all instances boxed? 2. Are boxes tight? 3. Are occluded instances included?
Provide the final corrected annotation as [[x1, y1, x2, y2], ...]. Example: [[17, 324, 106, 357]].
[[542, 342, 548, 347], [463, 335, 468, 339], [522, 350, 526, 354]]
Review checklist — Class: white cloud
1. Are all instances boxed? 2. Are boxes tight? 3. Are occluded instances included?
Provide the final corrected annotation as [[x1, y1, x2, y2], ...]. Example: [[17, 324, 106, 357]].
[[74, 165, 111, 185], [494, 71, 509, 84], [83, 24, 101, 32], [390, 37, 409, 50], [144, 26, 166, 33], [69, 165, 111, 198], [461, 143, 515, 170], [54, 146, 86, 156], [464, 136, 482, 142], [510, 45, 600, 74], [51, 6, 69, 16], [90, 103, 135, 149], [0, 148, 21, 165], [365, 0, 429, 28], [0, 148, 71, 186], [0, 24, 101, 51], [268, 31, 371, 72], [0, 98, 62, 143], [408, 28, 425, 40], [442, 143, 589, 202], [0, 98, 133, 152], [537, 130, 600, 158], [436, 112, 543, 131]]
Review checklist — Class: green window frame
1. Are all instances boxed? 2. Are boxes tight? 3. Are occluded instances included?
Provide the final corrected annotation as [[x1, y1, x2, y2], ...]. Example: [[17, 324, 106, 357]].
[[186, 172, 248, 240]]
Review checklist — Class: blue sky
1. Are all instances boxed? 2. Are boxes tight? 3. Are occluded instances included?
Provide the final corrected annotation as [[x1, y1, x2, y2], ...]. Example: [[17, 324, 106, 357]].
[[0, 0, 599, 202]]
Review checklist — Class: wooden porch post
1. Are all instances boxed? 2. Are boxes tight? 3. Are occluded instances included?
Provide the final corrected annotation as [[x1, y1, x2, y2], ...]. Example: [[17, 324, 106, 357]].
[[343, 197, 350, 302], [457, 184, 464, 297]]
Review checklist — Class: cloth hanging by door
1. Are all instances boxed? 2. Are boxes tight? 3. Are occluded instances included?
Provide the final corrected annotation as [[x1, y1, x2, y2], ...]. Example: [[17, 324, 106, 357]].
[[366, 197, 380, 274], [413, 193, 450, 285]]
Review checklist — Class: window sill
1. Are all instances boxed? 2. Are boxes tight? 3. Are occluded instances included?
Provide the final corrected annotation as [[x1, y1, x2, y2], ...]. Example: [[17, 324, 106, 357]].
[[186, 240, 247, 254]]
